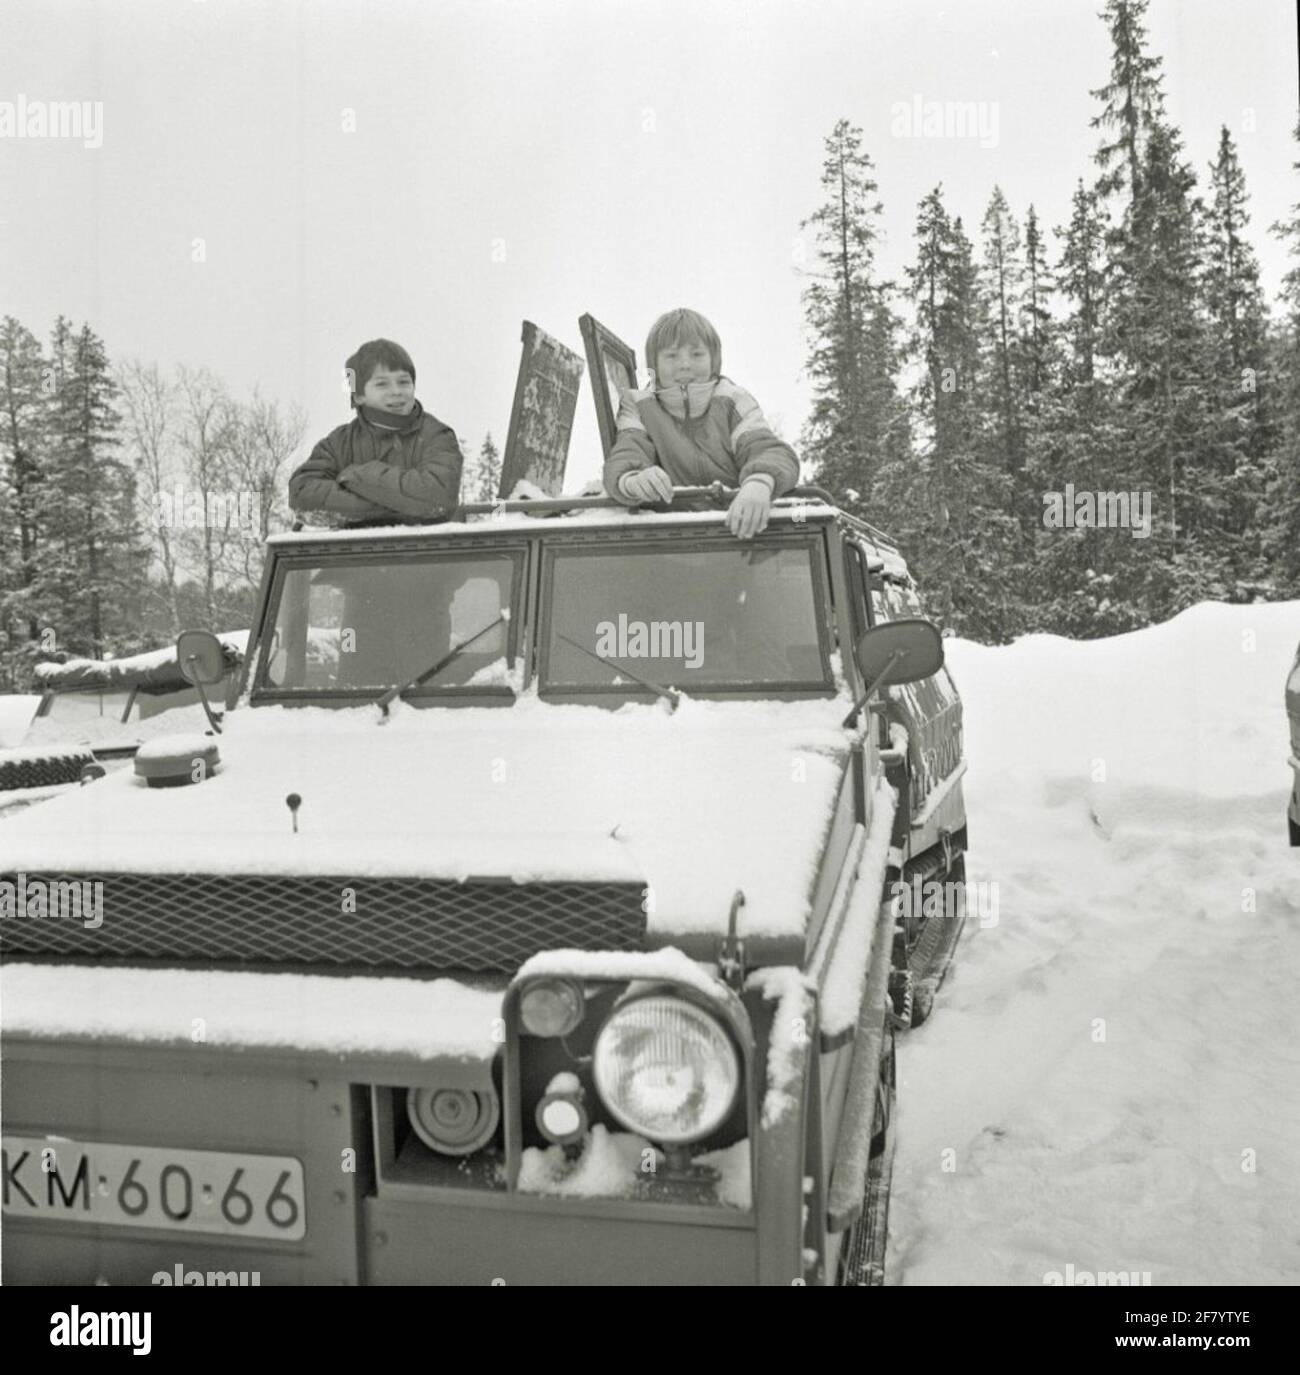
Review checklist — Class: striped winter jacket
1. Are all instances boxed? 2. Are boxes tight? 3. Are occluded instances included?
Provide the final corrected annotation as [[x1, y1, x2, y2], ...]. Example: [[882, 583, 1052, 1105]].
[[603, 377, 800, 503]]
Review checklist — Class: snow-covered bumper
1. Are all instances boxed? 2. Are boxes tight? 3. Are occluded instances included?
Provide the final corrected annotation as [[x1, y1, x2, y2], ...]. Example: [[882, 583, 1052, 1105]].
[[0, 956, 820, 1286]]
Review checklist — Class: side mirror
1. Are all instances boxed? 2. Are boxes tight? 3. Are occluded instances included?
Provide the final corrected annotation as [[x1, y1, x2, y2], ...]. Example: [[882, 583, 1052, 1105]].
[[176, 630, 226, 686], [855, 618, 944, 691], [176, 630, 225, 733]]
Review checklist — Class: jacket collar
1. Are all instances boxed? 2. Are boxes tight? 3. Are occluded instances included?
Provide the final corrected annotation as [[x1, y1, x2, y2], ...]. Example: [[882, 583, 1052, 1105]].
[[357, 399, 424, 434], [653, 376, 718, 420]]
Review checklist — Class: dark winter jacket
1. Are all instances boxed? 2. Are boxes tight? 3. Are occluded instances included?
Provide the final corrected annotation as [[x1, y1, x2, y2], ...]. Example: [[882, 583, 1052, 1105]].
[[289, 402, 464, 522], [603, 377, 799, 502]]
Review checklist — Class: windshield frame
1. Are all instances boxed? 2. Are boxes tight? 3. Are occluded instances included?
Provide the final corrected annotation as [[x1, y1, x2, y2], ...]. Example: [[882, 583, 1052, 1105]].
[[37, 685, 135, 724], [248, 542, 529, 707], [536, 529, 837, 701]]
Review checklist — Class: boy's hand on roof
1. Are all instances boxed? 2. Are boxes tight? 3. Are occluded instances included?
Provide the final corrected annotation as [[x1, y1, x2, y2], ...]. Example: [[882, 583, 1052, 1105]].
[[727, 478, 773, 539], [619, 466, 676, 505], [335, 466, 357, 489]]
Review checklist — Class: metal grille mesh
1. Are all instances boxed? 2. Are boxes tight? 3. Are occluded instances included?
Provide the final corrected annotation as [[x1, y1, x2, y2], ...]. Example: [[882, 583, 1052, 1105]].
[[0, 872, 646, 973], [0, 750, 94, 791]]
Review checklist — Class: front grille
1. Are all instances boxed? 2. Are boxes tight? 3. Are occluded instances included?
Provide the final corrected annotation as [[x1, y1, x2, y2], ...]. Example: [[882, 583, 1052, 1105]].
[[0, 749, 94, 792], [0, 873, 647, 973]]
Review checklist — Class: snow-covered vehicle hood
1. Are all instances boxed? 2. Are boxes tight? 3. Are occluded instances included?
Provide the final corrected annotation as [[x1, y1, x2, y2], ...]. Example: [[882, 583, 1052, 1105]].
[[0, 696, 855, 943]]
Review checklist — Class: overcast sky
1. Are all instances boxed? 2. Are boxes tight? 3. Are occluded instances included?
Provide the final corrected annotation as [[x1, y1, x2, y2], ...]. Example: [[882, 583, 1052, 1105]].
[[1, 0, 1296, 490]]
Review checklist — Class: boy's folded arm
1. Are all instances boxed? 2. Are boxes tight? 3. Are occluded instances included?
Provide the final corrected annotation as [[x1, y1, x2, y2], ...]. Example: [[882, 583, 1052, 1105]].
[[342, 429, 465, 517], [288, 439, 389, 516]]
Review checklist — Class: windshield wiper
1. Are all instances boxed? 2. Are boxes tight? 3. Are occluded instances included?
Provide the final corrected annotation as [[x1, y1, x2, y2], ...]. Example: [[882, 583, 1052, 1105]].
[[375, 613, 509, 719], [556, 633, 681, 710]]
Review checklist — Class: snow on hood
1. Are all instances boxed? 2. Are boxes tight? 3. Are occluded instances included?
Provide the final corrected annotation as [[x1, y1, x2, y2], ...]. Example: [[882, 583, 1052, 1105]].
[[0, 694, 855, 941]]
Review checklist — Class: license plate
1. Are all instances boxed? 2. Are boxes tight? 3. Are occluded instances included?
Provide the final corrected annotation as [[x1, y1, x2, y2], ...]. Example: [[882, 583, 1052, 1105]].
[[2, 1136, 306, 1241]]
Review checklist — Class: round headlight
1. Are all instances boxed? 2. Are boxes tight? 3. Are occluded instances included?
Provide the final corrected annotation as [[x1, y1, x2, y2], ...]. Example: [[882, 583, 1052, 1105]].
[[519, 978, 584, 1037], [592, 995, 740, 1144]]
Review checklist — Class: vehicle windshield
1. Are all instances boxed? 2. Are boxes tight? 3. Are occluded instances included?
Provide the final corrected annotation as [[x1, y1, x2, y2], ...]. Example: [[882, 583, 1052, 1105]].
[[256, 551, 521, 698], [130, 679, 234, 721], [41, 688, 132, 723], [541, 538, 830, 693]]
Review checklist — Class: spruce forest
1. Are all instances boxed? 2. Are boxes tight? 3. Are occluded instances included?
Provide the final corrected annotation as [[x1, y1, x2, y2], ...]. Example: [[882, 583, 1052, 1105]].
[[800, 2, 1299, 640]]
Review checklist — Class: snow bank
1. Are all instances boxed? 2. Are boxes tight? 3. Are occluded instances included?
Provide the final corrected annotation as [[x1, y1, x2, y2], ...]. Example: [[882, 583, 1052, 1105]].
[[0, 962, 502, 1062], [889, 600, 1300, 1287]]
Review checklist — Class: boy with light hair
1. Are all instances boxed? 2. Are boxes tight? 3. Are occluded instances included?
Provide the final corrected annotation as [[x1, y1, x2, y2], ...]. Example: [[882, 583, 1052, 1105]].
[[603, 308, 800, 538]]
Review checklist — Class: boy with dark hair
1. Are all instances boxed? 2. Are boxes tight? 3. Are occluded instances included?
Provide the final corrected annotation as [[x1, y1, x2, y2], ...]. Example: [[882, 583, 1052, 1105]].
[[603, 308, 800, 539], [289, 338, 464, 522]]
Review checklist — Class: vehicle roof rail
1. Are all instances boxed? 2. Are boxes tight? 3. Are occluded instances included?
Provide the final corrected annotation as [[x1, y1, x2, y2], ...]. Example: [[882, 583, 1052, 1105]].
[[776, 484, 836, 505], [455, 482, 852, 521]]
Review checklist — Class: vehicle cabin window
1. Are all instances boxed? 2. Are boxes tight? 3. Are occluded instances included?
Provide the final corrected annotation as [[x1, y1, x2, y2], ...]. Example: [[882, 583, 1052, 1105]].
[[544, 540, 830, 692], [844, 543, 873, 639], [41, 688, 132, 723], [129, 676, 234, 721], [260, 553, 518, 694]]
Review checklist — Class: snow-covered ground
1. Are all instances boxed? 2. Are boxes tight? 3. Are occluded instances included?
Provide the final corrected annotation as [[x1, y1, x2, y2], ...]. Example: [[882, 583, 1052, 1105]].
[[890, 600, 1300, 1287]]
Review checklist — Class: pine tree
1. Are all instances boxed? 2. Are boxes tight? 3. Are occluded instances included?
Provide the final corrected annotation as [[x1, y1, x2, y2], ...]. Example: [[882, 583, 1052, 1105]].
[[0, 317, 50, 683], [1022, 183, 1116, 632], [1198, 125, 1271, 584], [1116, 123, 1207, 524], [473, 433, 502, 502], [36, 321, 150, 658], [978, 186, 1025, 477], [1202, 129, 1268, 385], [1056, 182, 1107, 390], [1015, 205, 1061, 533], [875, 188, 1020, 639], [799, 119, 907, 511], [1020, 207, 1054, 392], [1265, 117, 1300, 592], [1089, 0, 1167, 203]]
